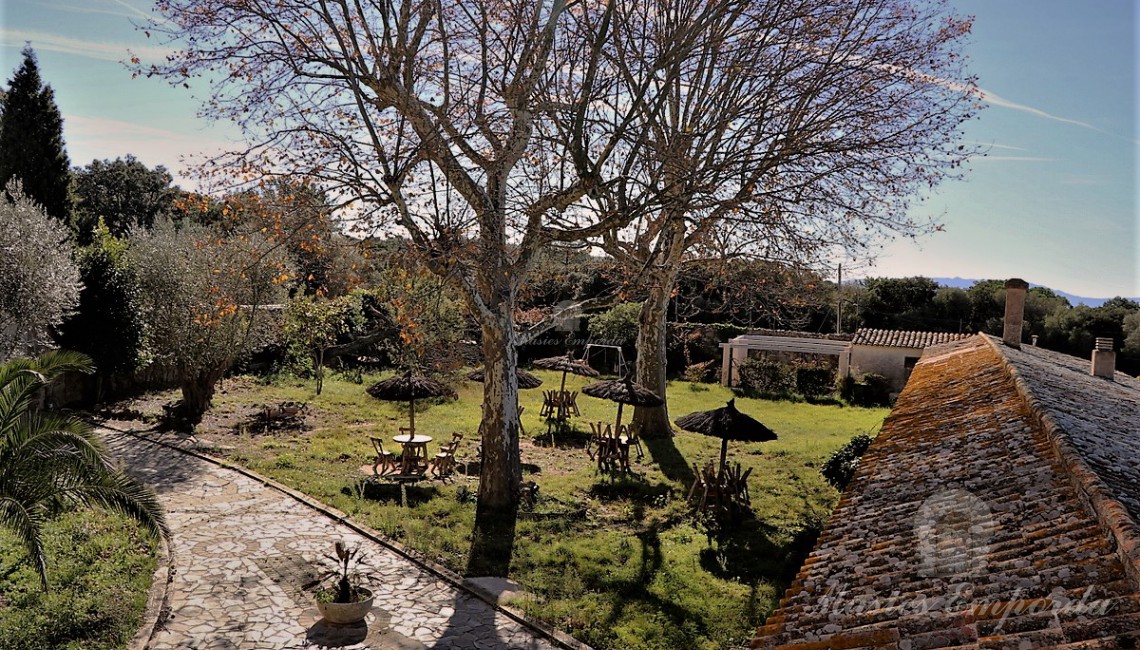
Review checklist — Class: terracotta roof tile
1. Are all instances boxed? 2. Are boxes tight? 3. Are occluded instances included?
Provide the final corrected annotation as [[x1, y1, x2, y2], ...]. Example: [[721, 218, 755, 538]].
[[851, 329, 973, 349], [752, 335, 1140, 649]]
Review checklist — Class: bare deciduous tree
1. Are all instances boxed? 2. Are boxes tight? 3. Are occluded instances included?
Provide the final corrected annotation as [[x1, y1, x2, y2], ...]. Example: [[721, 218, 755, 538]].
[[588, 0, 980, 436], [140, 0, 712, 534]]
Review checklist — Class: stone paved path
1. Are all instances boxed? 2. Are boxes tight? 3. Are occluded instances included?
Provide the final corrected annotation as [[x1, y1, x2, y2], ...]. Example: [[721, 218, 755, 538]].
[[104, 431, 560, 650]]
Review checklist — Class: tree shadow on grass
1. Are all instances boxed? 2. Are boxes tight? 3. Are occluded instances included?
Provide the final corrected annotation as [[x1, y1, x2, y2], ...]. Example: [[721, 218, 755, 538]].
[[458, 461, 541, 477], [697, 509, 826, 622], [531, 421, 592, 450], [465, 500, 520, 578], [643, 434, 695, 487], [586, 478, 676, 524], [588, 523, 712, 644]]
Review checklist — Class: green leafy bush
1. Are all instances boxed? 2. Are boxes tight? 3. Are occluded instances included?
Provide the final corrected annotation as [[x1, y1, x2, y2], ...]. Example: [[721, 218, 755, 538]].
[[838, 373, 891, 407], [795, 364, 834, 399], [683, 360, 716, 383], [861, 373, 892, 406], [736, 357, 796, 399], [820, 433, 874, 491], [59, 220, 144, 383], [587, 302, 642, 349]]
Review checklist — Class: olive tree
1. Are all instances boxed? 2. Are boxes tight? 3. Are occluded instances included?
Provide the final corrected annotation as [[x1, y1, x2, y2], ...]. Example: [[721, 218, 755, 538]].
[[0, 181, 80, 360], [130, 220, 291, 424]]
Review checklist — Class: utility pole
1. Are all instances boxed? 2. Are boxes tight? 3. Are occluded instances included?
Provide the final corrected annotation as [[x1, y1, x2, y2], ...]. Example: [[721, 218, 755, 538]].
[[836, 263, 843, 333]]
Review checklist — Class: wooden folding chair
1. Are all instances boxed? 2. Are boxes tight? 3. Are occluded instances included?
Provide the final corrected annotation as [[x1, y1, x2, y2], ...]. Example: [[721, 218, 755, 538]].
[[368, 436, 397, 476], [433, 438, 461, 478], [587, 422, 612, 460], [619, 423, 645, 460], [539, 390, 556, 418], [567, 391, 581, 417]]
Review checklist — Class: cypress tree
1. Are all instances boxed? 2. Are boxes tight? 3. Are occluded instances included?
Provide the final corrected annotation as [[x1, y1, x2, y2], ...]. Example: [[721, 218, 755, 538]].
[[0, 46, 72, 223]]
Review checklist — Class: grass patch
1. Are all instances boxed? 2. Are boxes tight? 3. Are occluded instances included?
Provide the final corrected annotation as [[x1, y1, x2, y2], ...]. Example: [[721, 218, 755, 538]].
[[0, 509, 159, 650], [121, 371, 887, 650]]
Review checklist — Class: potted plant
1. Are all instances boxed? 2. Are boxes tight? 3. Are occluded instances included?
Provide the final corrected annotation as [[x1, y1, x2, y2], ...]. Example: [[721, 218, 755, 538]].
[[314, 541, 374, 625]]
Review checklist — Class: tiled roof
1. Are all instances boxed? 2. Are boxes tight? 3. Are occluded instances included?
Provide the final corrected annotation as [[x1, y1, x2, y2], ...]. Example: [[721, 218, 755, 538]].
[[752, 334, 1140, 649], [850, 328, 973, 349]]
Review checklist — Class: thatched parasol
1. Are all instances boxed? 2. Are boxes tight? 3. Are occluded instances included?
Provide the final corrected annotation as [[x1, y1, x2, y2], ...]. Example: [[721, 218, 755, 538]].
[[532, 353, 600, 396], [466, 367, 544, 390], [366, 370, 456, 434], [581, 375, 663, 431], [675, 398, 777, 475]]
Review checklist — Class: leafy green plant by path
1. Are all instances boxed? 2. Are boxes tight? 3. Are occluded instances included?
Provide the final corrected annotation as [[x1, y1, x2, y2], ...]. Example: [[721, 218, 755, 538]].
[[315, 541, 369, 604], [0, 351, 168, 589], [820, 433, 875, 491], [0, 509, 158, 650], [116, 371, 887, 650]]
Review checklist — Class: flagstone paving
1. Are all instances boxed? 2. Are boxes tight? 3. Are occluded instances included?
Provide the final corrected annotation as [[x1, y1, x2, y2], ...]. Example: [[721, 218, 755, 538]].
[[103, 430, 561, 650]]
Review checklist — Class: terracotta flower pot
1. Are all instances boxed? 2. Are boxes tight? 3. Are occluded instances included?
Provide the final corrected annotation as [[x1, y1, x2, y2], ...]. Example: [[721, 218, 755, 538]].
[[316, 587, 374, 625]]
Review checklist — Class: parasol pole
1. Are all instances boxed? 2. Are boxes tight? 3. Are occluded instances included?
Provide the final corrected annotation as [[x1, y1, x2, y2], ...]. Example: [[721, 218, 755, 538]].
[[615, 402, 624, 431], [409, 398, 416, 435], [559, 370, 569, 420]]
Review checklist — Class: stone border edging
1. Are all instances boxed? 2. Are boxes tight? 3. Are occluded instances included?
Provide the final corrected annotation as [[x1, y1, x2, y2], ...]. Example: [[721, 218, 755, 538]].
[[129, 534, 174, 650], [105, 426, 592, 650], [983, 335, 1140, 590]]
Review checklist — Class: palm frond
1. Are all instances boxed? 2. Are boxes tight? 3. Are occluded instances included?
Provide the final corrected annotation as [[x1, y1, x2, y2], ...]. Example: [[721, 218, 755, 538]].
[[60, 471, 170, 542], [0, 350, 159, 592], [0, 352, 93, 433], [0, 497, 49, 589], [4, 414, 106, 466], [27, 350, 94, 381]]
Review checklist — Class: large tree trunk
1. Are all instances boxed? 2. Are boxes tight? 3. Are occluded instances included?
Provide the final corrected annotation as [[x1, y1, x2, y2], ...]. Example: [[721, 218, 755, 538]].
[[631, 267, 679, 439], [466, 295, 524, 577], [631, 214, 687, 439], [178, 368, 220, 428], [477, 313, 523, 507]]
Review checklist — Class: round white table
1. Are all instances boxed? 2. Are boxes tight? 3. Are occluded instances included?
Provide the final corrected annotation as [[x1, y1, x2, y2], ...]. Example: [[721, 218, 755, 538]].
[[393, 434, 432, 474]]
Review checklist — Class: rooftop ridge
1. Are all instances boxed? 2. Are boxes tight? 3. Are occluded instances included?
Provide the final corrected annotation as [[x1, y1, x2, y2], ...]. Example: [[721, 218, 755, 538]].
[[851, 328, 973, 349], [752, 333, 1140, 648], [982, 333, 1140, 590]]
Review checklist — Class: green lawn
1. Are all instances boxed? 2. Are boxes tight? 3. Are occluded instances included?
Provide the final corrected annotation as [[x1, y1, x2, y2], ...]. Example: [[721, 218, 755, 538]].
[[170, 370, 886, 650], [0, 509, 159, 650]]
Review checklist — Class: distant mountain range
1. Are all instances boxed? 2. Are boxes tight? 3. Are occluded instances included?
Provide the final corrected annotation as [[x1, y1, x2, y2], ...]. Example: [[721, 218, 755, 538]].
[[931, 277, 1138, 308]]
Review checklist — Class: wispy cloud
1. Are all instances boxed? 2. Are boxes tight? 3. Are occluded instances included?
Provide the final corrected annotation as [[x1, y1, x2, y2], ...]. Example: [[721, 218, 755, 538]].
[[864, 53, 1103, 133], [972, 86, 1099, 131], [963, 141, 1027, 152], [11, 0, 174, 26], [974, 155, 1056, 163], [0, 28, 170, 63]]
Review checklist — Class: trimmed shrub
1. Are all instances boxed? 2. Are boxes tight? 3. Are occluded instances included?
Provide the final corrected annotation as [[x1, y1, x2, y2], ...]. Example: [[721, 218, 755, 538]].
[[820, 433, 875, 491], [736, 357, 796, 399], [795, 364, 834, 399], [862, 373, 892, 406]]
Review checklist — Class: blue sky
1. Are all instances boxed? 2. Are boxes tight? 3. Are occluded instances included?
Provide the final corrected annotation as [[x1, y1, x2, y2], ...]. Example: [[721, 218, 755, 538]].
[[1, 0, 1137, 298]]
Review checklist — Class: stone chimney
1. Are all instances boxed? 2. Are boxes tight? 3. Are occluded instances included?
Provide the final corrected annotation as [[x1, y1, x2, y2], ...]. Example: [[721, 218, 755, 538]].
[[1002, 278, 1028, 348], [1091, 337, 1116, 380]]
